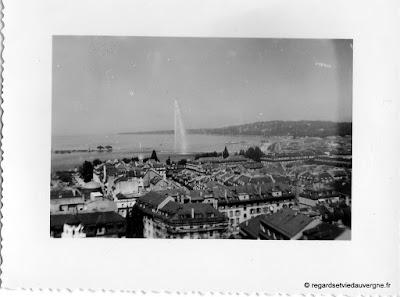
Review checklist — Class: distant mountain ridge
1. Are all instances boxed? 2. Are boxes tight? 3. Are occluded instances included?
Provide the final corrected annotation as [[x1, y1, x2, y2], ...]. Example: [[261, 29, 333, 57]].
[[120, 120, 352, 138]]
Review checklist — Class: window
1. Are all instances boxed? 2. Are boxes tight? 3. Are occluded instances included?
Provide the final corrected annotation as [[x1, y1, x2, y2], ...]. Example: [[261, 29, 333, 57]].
[[256, 208, 261, 213], [97, 227, 105, 236], [209, 231, 214, 237], [244, 214, 247, 219], [236, 218, 239, 224], [235, 210, 241, 216], [229, 211, 233, 217], [230, 219, 235, 225], [244, 206, 247, 211]]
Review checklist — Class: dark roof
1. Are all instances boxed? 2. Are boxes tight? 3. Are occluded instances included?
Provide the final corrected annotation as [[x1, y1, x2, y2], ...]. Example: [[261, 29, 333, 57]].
[[260, 209, 313, 238], [50, 212, 125, 228], [248, 176, 273, 184], [223, 155, 247, 162], [244, 162, 264, 169], [137, 197, 228, 225], [156, 188, 185, 197], [50, 188, 82, 199], [160, 201, 182, 214], [335, 182, 351, 197], [150, 176, 163, 185], [237, 175, 251, 184], [116, 193, 127, 200], [302, 222, 346, 240], [197, 157, 221, 163], [106, 167, 119, 176], [168, 203, 226, 223], [137, 191, 166, 208], [238, 215, 268, 239]]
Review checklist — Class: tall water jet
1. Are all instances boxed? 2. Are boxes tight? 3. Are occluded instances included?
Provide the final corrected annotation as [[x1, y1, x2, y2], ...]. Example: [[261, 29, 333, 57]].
[[174, 99, 187, 154]]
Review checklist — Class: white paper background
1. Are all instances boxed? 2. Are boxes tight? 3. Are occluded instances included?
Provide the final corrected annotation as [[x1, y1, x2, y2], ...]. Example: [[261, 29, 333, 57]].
[[1, 0, 399, 295]]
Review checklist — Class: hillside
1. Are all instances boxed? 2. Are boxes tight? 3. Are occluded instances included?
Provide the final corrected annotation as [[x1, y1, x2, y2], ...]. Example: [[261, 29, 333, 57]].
[[121, 121, 352, 138], [190, 121, 351, 137]]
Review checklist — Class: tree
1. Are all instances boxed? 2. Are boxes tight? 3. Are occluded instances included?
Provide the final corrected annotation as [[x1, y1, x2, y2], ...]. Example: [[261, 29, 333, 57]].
[[150, 150, 160, 162], [222, 146, 229, 159], [253, 146, 264, 162], [56, 171, 73, 184], [122, 157, 131, 164], [132, 157, 139, 163], [92, 159, 102, 167], [105, 145, 113, 151], [177, 158, 187, 166], [97, 145, 104, 151], [79, 161, 94, 182], [166, 156, 171, 165], [243, 146, 264, 162]]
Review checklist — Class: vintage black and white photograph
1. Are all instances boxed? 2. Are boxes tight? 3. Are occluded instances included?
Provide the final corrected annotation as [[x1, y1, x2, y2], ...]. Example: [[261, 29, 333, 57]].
[[50, 36, 352, 240]]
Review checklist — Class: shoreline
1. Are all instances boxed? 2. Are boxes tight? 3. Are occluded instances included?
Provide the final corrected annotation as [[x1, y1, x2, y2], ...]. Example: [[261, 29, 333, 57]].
[[51, 150, 198, 173]]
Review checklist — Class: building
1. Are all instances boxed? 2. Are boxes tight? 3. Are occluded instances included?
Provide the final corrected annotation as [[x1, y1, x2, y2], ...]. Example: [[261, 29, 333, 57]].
[[259, 209, 321, 240], [134, 192, 229, 239], [298, 188, 340, 207], [213, 183, 296, 234], [113, 176, 144, 196], [51, 187, 117, 215], [261, 151, 316, 166], [50, 187, 85, 214], [312, 157, 352, 168], [238, 215, 268, 239], [113, 193, 138, 218], [143, 168, 165, 188], [302, 221, 351, 240], [50, 211, 126, 238]]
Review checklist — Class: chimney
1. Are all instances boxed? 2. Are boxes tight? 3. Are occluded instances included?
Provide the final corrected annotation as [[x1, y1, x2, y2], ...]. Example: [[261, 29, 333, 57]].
[[258, 186, 261, 196], [224, 188, 227, 199], [191, 208, 194, 219]]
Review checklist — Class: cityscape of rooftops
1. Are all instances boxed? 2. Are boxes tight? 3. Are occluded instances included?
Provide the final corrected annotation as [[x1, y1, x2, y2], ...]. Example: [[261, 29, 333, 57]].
[[51, 37, 352, 240]]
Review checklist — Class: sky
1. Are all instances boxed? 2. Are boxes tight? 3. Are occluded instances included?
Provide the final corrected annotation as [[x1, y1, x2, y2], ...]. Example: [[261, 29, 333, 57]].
[[52, 36, 352, 135]]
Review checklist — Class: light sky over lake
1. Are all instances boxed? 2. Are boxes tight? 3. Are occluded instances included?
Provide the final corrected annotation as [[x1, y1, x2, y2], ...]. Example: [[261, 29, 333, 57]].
[[52, 36, 352, 135]]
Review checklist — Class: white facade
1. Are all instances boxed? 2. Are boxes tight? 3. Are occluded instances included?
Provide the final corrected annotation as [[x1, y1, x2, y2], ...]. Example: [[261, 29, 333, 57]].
[[218, 198, 294, 234], [61, 223, 86, 238]]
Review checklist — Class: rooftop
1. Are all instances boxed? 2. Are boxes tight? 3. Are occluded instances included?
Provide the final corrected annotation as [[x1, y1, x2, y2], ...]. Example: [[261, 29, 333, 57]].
[[260, 209, 314, 238], [302, 222, 348, 240], [50, 211, 125, 228]]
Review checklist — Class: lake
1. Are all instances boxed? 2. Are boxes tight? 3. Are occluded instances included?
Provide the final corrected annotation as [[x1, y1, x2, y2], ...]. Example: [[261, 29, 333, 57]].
[[51, 133, 274, 172]]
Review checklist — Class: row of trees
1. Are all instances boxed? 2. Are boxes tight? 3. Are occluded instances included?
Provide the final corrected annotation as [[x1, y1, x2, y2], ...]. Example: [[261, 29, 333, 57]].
[[236, 146, 265, 162], [96, 145, 113, 151], [194, 146, 230, 160]]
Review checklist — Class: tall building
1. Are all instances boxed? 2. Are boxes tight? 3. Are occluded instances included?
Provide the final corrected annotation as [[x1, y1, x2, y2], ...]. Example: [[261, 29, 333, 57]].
[[133, 191, 229, 239]]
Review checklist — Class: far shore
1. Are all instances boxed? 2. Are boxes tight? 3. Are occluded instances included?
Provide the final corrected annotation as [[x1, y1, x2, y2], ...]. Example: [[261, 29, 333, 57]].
[[51, 150, 198, 173]]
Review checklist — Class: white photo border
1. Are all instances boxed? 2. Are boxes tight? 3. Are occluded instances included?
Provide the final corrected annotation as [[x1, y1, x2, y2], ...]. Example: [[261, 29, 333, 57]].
[[1, 0, 399, 295]]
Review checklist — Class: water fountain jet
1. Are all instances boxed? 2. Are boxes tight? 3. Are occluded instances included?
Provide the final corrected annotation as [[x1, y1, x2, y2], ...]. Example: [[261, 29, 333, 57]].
[[174, 99, 187, 154]]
